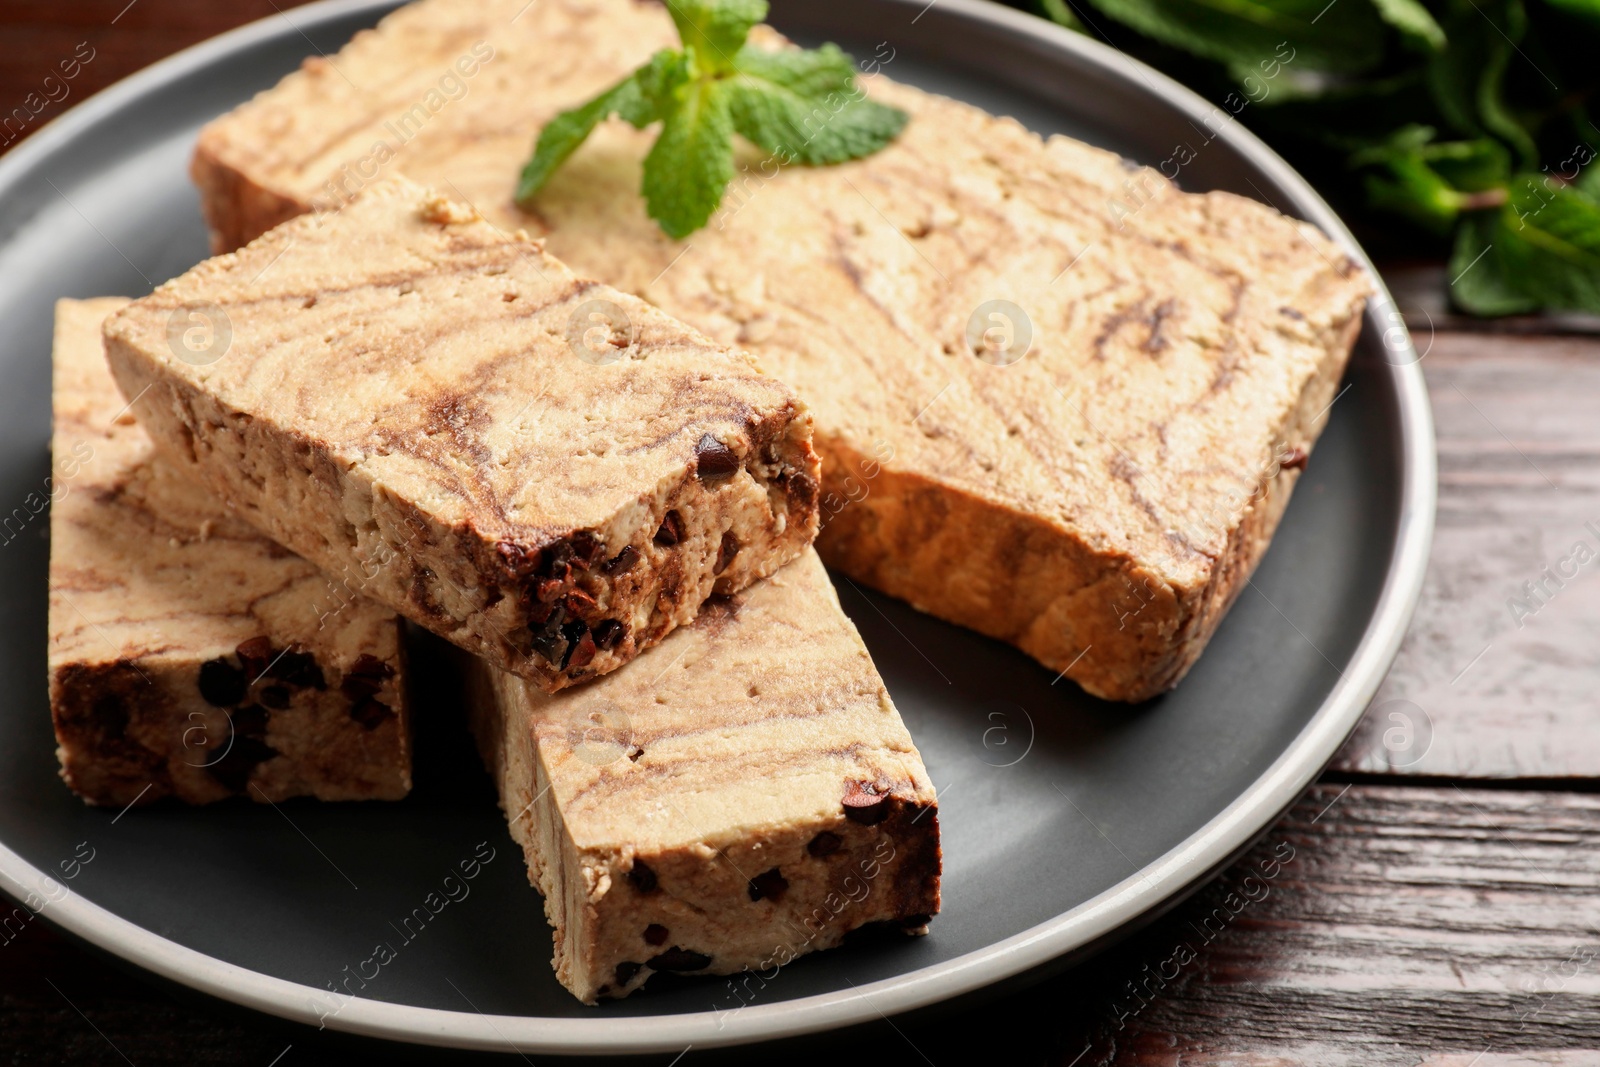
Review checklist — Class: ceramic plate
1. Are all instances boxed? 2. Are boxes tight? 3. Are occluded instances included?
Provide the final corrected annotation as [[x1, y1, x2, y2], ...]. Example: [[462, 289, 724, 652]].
[[0, 0, 1434, 1053]]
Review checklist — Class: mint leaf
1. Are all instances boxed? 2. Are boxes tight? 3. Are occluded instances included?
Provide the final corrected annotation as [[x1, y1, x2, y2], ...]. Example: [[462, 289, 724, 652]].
[[1496, 172, 1600, 313], [1354, 129, 1468, 234], [1353, 126, 1511, 233], [732, 43, 857, 98], [1039, 0, 1088, 31], [1370, 0, 1446, 51], [1473, 1, 1538, 167], [516, 0, 907, 238], [515, 60, 677, 203], [630, 49, 694, 119], [1578, 155, 1600, 200], [1449, 212, 1538, 316], [1080, 0, 1385, 73], [1425, 138, 1512, 193], [642, 79, 736, 239], [726, 46, 908, 165], [665, 0, 767, 72], [1426, 0, 1537, 166], [1449, 177, 1600, 316]]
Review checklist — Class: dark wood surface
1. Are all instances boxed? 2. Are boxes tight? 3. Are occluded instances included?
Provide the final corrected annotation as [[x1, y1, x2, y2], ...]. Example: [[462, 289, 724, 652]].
[[5, 3, 1599, 1064], [1333, 328, 1600, 780]]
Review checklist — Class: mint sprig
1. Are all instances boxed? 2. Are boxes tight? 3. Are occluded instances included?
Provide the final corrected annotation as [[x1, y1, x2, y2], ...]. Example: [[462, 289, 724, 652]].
[[515, 0, 908, 239]]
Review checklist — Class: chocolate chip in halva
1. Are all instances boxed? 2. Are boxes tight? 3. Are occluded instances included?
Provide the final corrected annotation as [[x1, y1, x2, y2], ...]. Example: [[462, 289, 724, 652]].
[[259, 685, 291, 710], [206, 734, 278, 793], [694, 433, 740, 486], [650, 947, 712, 972], [529, 607, 568, 662], [349, 699, 393, 731], [807, 831, 842, 857], [627, 860, 658, 893], [843, 781, 891, 825], [526, 598, 562, 627], [565, 627, 598, 670], [232, 704, 269, 738], [536, 541, 575, 581], [495, 540, 538, 577], [562, 588, 598, 616], [198, 659, 246, 707], [601, 544, 639, 576], [653, 510, 684, 547], [569, 530, 605, 568], [348, 654, 395, 681], [235, 636, 274, 677], [557, 618, 591, 669], [714, 531, 740, 575], [592, 619, 625, 651], [614, 961, 643, 986], [340, 673, 383, 702], [643, 923, 669, 946], [269, 648, 326, 690], [747, 868, 789, 903]]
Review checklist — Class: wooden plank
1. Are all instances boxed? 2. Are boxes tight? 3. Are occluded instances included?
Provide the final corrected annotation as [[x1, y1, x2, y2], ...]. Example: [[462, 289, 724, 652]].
[[1332, 328, 1600, 778], [0, 0, 308, 157], [1030, 783, 1600, 1066]]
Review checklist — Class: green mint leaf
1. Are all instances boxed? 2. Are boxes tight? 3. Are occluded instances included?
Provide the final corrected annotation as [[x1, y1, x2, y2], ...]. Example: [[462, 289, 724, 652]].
[[1495, 172, 1600, 313], [1354, 129, 1469, 234], [727, 86, 908, 165], [1039, 0, 1088, 31], [665, 0, 768, 73], [725, 47, 908, 165], [630, 49, 693, 122], [1369, 0, 1446, 51], [1079, 0, 1384, 73], [732, 43, 858, 98], [1353, 127, 1510, 234], [1425, 0, 1537, 167], [516, 1, 907, 238], [1449, 212, 1538, 316], [1426, 11, 1485, 134], [1578, 152, 1600, 200], [642, 79, 736, 239], [516, 71, 654, 204], [1473, 1, 1538, 167], [1425, 138, 1512, 193]]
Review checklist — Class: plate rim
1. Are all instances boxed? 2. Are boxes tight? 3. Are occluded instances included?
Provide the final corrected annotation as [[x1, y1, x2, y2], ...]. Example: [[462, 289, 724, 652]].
[[0, 0, 1437, 1053]]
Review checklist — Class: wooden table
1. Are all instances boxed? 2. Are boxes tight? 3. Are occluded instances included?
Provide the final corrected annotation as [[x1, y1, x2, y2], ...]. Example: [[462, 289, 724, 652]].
[[5, 4, 1598, 1064]]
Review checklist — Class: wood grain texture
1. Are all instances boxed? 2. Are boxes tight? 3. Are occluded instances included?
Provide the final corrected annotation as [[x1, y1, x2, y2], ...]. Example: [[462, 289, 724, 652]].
[[0, 1, 316, 155], [1028, 783, 1600, 1066], [1332, 330, 1600, 779]]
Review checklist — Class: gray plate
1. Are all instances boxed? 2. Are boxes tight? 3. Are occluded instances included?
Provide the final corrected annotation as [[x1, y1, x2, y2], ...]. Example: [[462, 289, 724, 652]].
[[0, 0, 1434, 1054]]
